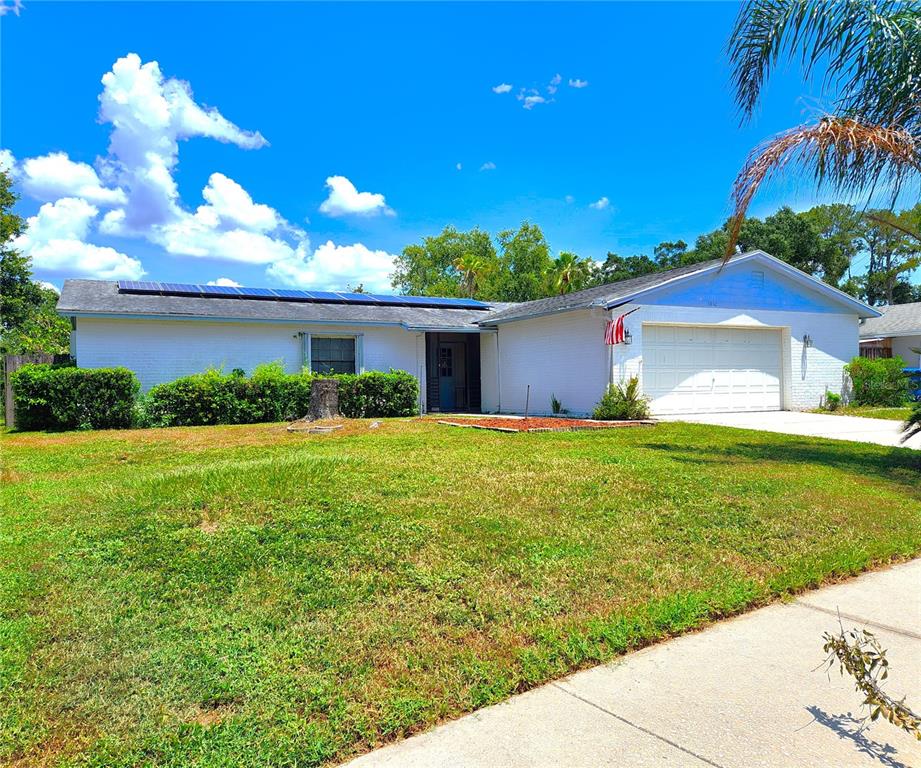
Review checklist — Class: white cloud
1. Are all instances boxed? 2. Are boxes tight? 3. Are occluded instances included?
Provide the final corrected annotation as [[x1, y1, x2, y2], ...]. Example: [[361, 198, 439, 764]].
[[98, 53, 267, 233], [456, 162, 463, 171], [13, 198, 144, 279], [12, 54, 399, 292], [39, 281, 59, 293], [492, 83, 513, 94], [0, 149, 15, 175], [589, 196, 610, 210], [267, 241, 397, 293], [479, 162, 496, 171], [318, 175, 392, 217], [517, 88, 549, 110], [548, 73, 562, 95], [21, 152, 126, 206], [206, 277, 241, 287], [197, 173, 279, 232], [0, 0, 23, 17], [568, 78, 589, 89], [564, 194, 575, 204]]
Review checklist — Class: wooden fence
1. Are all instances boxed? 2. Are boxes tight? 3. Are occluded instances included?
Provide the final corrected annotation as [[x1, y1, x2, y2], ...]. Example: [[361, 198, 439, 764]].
[[2, 353, 71, 428]]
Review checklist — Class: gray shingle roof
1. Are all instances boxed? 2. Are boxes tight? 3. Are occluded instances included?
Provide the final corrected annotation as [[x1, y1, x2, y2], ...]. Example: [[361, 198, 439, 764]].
[[858, 302, 921, 338], [479, 257, 728, 324], [58, 280, 505, 331]]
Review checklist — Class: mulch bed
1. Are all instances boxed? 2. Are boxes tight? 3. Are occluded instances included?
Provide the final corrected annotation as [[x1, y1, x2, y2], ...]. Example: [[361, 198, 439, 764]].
[[433, 416, 656, 433]]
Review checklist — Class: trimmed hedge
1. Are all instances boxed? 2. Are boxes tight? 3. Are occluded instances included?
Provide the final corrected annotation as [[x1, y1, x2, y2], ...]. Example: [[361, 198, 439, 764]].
[[11, 363, 139, 430], [137, 364, 419, 428], [845, 356, 910, 406], [335, 370, 419, 418], [138, 364, 312, 427], [11, 362, 419, 431]]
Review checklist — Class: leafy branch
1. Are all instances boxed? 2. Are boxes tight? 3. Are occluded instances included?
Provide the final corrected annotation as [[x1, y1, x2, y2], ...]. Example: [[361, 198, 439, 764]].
[[822, 625, 921, 740]]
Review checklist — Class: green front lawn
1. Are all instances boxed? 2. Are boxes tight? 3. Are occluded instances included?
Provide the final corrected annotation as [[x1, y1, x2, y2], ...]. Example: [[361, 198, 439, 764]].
[[2, 420, 919, 766], [812, 405, 913, 420]]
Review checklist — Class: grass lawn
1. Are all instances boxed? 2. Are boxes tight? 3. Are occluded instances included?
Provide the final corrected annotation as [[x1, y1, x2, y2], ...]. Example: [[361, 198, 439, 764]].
[[2, 420, 920, 767], [811, 405, 913, 420]]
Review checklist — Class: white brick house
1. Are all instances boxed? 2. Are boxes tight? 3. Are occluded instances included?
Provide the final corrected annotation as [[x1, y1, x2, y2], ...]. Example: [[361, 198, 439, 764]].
[[59, 250, 879, 416]]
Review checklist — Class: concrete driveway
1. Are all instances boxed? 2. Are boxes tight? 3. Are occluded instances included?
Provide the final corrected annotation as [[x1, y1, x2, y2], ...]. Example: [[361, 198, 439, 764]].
[[344, 561, 921, 768], [668, 410, 920, 449]]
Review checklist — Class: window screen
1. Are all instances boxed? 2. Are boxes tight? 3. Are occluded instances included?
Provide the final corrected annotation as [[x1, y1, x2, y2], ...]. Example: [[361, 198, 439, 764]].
[[311, 337, 356, 374]]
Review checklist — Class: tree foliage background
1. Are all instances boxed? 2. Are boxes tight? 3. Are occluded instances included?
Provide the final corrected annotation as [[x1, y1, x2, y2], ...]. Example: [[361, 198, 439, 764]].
[[392, 203, 921, 305], [0, 170, 71, 355]]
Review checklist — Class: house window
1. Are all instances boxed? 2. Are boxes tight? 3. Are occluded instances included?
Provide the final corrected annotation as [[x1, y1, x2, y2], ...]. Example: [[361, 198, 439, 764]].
[[310, 337, 356, 374]]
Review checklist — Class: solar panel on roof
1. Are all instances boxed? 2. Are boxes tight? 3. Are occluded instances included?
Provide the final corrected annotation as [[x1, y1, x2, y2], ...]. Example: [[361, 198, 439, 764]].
[[200, 285, 241, 296], [304, 290, 341, 301], [237, 287, 277, 298], [116, 281, 492, 310], [337, 292, 380, 302]]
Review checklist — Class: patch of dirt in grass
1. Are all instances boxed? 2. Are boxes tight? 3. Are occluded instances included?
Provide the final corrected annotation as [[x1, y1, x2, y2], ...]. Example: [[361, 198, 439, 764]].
[[192, 706, 233, 728], [432, 416, 654, 432], [198, 517, 220, 534], [1, 466, 23, 483]]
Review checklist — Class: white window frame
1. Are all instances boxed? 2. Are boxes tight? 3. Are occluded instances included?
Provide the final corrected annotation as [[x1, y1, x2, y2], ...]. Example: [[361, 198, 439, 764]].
[[301, 332, 364, 374]]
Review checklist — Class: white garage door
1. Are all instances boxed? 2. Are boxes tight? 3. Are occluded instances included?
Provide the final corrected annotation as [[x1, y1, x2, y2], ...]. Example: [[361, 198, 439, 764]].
[[643, 324, 782, 415]]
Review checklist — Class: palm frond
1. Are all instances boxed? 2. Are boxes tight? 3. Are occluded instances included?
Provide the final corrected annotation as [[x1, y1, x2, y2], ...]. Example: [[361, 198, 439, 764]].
[[724, 118, 921, 260], [729, 0, 919, 125]]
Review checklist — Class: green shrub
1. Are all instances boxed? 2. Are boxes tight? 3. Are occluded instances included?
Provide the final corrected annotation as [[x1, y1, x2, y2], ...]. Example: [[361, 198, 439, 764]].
[[11, 363, 139, 430], [824, 392, 841, 411], [845, 356, 910, 406], [335, 369, 419, 418], [137, 366, 417, 427], [592, 376, 651, 420]]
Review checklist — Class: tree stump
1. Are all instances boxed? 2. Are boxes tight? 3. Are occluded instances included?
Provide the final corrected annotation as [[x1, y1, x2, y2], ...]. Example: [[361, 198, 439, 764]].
[[308, 378, 340, 421]]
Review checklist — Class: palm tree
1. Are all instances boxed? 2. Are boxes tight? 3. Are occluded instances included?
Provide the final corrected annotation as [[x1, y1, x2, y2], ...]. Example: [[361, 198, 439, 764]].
[[548, 252, 594, 295], [725, 0, 921, 259], [453, 253, 490, 298]]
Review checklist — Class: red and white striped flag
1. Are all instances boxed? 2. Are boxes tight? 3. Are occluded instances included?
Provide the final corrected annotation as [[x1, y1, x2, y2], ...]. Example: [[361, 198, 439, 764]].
[[604, 314, 626, 345]]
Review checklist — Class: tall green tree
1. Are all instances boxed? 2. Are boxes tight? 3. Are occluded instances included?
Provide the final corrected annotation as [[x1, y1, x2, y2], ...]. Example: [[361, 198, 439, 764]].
[[0, 170, 40, 333], [391, 226, 497, 298], [547, 251, 595, 295], [453, 252, 493, 298], [859, 206, 921, 305], [726, 0, 921, 257], [653, 240, 689, 270], [0, 170, 70, 354], [493, 222, 553, 302], [596, 252, 659, 283]]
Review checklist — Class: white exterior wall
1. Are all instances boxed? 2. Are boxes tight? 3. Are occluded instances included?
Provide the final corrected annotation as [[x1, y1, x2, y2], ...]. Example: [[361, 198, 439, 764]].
[[891, 335, 921, 367], [74, 317, 423, 392], [611, 304, 859, 411], [494, 309, 609, 416], [479, 332, 500, 413]]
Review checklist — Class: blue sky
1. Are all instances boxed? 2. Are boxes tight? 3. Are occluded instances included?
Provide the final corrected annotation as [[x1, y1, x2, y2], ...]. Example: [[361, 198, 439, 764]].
[[0, 1, 894, 292]]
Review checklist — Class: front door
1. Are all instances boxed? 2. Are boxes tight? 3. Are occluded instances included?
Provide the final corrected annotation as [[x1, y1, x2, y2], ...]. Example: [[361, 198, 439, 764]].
[[438, 341, 467, 411]]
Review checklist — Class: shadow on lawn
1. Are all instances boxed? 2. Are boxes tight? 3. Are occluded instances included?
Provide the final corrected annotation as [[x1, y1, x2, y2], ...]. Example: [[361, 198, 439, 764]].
[[642, 439, 921, 496]]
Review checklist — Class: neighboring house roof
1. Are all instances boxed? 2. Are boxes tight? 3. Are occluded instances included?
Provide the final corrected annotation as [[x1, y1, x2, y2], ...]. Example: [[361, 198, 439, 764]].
[[58, 279, 511, 332], [479, 250, 879, 325], [859, 302, 921, 339]]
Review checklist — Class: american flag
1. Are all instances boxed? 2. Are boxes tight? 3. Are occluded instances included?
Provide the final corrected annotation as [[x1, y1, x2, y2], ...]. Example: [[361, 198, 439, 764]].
[[604, 314, 627, 345]]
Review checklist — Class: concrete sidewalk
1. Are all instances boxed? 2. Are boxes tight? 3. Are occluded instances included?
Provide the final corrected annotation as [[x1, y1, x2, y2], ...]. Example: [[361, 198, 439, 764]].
[[344, 561, 921, 768], [668, 411, 920, 450]]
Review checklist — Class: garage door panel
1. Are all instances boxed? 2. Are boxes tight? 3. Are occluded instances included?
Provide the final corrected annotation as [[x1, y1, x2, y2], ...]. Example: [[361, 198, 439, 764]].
[[644, 324, 782, 415]]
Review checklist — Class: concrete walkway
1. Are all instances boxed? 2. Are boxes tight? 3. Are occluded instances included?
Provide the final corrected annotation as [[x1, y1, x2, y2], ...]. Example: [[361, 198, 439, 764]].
[[669, 411, 920, 450], [344, 561, 921, 768]]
